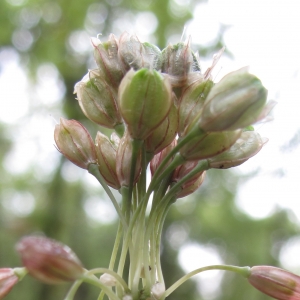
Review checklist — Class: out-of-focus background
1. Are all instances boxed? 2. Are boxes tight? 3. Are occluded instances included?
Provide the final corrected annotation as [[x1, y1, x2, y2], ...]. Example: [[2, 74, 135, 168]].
[[1, 0, 300, 299]]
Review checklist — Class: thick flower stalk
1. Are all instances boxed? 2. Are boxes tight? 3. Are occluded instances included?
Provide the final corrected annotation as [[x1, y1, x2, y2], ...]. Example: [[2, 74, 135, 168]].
[[4, 32, 283, 300]]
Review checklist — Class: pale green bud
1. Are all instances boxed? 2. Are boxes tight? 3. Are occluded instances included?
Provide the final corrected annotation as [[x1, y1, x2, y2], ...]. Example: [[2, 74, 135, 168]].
[[118, 68, 172, 140], [54, 118, 97, 169], [207, 131, 267, 169], [116, 131, 141, 187], [118, 32, 162, 71], [74, 69, 122, 129], [145, 99, 178, 155], [91, 34, 124, 90], [179, 79, 214, 136], [198, 68, 268, 131], [180, 130, 242, 161], [95, 132, 120, 190]]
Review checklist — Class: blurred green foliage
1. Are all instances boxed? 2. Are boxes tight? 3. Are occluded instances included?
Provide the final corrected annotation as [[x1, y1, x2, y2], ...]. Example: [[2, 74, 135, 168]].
[[0, 0, 298, 299]]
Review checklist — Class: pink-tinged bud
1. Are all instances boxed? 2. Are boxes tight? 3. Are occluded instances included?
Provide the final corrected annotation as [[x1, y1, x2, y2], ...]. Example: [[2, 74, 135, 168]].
[[180, 130, 242, 161], [118, 32, 162, 71], [118, 68, 172, 140], [172, 161, 206, 198], [150, 139, 177, 176], [74, 69, 123, 129], [91, 34, 124, 90], [145, 99, 178, 155], [198, 68, 268, 131], [0, 269, 19, 299], [179, 79, 214, 136], [248, 266, 300, 299], [54, 118, 97, 169], [116, 131, 142, 187], [207, 131, 267, 169], [16, 236, 84, 284], [161, 40, 201, 87], [95, 131, 120, 190]]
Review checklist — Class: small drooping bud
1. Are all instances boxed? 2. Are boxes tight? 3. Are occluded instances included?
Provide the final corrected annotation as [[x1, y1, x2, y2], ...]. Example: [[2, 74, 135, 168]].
[[74, 69, 123, 129], [161, 40, 201, 87], [95, 132, 120, 190], [150, 139, 177, 176], [0, 269, 19, 299], [207, 131, 267, 169], [54, 118, 97, 169], [178, 79, 214, 136], [151, 282, 165, 300], [145, 99, 178, 155], [118, 32, 162, 71], [116, 131, 142, 187], [198, 68, 268, 131], [118, 68, 172, 140], [172, 161, 206, 198], [247, 266, 300, 300], [99, 273, 117, 287], [91, 34, 124, 89], [180, 130, 242, 161], [16, 236, 84, 284]]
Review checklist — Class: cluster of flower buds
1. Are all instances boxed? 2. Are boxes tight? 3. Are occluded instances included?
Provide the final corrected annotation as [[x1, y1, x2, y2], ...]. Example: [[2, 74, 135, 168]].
[[55, 31, 271, 197]]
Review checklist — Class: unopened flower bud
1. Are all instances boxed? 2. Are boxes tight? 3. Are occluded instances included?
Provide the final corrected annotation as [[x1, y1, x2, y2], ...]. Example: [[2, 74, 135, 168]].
[[118, 32, 162, 71], [0, 268, 19, 299], [247, 266, 300, 300], [95, 131, 120, 190], [198, 68, 268, 131], [161, 40, 200, 87], [116, 131, 142, 187], [151, 282, 165, 300], [179, 79, 214, 136], [74, 69, 123, 129], [145, 100, 178, 155], [118, 68, 172, 140], [150, 139, 177, 176], [99, 273, 117, 287], [180, 130, 242, 161], [16, 236, 84, 284], [207, 131, 267, 169], [91, 34, 124, 89], [172, 161, 206, 198], [54, 118, 97, 169]]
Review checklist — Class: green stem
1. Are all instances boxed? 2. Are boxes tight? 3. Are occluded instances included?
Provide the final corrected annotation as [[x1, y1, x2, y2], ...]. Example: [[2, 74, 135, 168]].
[[162, 265, 251, 298], [88, 164, 127, 229], [82, 275, 121, 300], [64, 279, 83, 300], [109, 221, 123, 270]]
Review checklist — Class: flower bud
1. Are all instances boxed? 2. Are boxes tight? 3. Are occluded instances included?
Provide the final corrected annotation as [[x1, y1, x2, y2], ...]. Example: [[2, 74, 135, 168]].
[[172, 161, 206, 198], [180, 130, 242, 161], [95, 131, 120, 190], [161, 40, 201, 87], [179, 79, 214, 136], [247, 266, 300, 299], [99, 273, 117, 287], [116, 131, 142, 187], [145, 99, 178, 155], [54, 118, 97, 169], [118, 32, 162, 71], [150, 139, 177, 176], [74, 69, 123, 129], [0, 269, 19, 299], [118, 68, 172, 140], [91, 34, 124, 89], [16, 236, 84, 284], [207, 131, 267, 169], [198, 68, 268, 131]]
